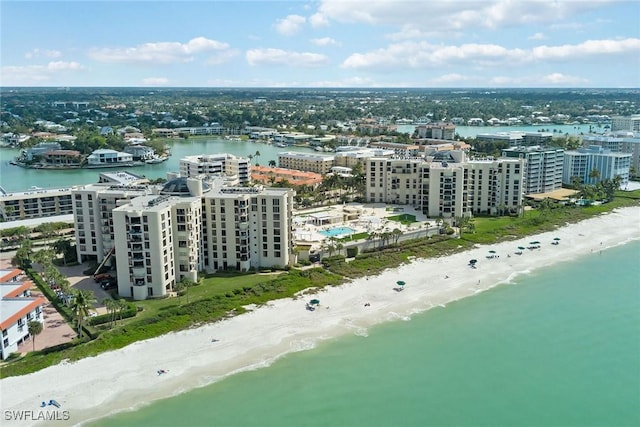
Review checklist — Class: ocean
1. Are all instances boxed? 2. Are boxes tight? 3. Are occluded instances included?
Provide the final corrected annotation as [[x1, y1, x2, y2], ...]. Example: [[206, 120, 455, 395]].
[[88, 240, 640, 427]]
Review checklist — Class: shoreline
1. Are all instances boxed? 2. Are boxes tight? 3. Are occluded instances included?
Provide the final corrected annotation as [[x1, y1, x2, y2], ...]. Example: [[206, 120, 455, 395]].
[[1, 207, 639, 427]]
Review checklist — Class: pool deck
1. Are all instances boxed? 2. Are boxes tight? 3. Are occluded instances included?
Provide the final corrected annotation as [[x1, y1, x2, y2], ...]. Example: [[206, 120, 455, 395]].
[[292, 202, 433, 250]]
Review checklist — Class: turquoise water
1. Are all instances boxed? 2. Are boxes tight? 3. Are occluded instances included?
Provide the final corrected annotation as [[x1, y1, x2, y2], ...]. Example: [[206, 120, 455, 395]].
[[397, 123, 598, 138], [90, 240, 640, 427], [0, 139, 314, 192], [319, 226, 356, 237]]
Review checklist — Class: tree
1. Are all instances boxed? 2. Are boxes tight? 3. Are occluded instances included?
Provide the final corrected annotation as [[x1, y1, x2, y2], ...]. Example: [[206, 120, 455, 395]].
[[37, 222, 58, 248], [53, 238, 74, 265], [13, 239, 33, 270], [588, 168, 601, 184], [115, 299, 128, 322], [176, 277, 195, 304], [70, 289, 96, 338], [392, 228, 402, 244], [32, 248, 55, 269], [28, 320, 43, 352], [103, 298, 117, 328], [268, 160, 276, 167]]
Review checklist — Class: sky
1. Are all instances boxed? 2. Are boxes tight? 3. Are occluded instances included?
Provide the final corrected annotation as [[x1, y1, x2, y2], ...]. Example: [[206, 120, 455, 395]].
[[1, 0, 639, 88]]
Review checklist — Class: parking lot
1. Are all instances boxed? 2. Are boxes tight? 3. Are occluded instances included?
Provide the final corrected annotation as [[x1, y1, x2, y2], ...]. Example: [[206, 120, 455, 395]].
[[0, 252, 112, 355]]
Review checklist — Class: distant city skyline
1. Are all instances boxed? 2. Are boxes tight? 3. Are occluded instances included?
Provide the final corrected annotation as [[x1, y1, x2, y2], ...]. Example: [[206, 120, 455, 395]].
[[1, 0, 639, 88]]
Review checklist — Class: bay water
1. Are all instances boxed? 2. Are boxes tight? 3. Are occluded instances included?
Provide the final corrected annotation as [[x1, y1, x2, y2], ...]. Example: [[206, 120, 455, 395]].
[[88, 240, 640, 427], [1, 123, 599, 193]]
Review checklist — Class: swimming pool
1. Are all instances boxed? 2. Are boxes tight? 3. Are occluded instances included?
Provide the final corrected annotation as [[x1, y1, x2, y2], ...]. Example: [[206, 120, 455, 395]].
[[319, 226, 356, 238]]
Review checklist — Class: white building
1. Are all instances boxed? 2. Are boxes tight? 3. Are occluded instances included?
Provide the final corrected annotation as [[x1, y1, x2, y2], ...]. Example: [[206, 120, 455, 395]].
[[0, 269, 46, 360], [80, 172, 295, 301], [179, 154, 251, 184], [582, 132, 640, 178], [72, 183, 151, 263], [0, 186, 74, 222], [502, 147, 564, 195], [278, 152, 335, 174], [563, 146, 631, 186], [365, 151, 524, 218], [86, 149, 133, 167], [611, 115, 640, 132]]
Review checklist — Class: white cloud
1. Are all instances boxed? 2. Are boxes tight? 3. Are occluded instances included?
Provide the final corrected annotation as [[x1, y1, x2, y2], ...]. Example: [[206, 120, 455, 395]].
[[1, 61, 86, 85], [488, 73, 589, 86], [314, 0, 614, 33], [88, 37, 230, 64], [541, 72, 589, 85], [309, 13, 329, 28], [141, 77, 169, 86], [531, 38, 640, 60], [342, 38, 640, 70], [246, 48, 329, 67], [24, 49, 62, 59], [274, 15, 306, 36], [528, 32, 546, 40], [310, 37, 340, 47], [430, 73, 471, 84], [308, 76, 377, 87], [205, 49, 241, 65]]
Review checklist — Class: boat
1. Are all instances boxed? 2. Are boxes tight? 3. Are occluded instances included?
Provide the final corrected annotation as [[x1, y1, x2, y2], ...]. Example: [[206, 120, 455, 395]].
[[145, 157, 164, 164]]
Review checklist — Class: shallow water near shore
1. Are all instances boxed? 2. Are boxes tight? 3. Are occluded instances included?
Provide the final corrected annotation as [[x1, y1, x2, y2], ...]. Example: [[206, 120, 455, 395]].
[[88, 240, 640, 427]]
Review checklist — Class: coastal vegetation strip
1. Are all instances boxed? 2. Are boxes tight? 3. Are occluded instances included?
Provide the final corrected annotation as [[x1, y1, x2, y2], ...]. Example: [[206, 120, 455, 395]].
[[1, 190, 639, 379]]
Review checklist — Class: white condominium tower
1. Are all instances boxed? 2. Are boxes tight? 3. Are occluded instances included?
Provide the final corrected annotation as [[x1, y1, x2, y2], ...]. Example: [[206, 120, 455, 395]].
[[365, 150, 525, 218], [91, 176, 294, 300], [179, 153, 251, 184]]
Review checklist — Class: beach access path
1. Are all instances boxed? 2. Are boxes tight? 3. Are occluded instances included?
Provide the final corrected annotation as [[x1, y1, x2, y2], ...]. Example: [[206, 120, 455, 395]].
[[1, 207, 639, 427]]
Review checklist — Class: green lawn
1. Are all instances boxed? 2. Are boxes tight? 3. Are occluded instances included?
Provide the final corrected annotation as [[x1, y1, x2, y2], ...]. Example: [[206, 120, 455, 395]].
[[386, 213, 417, 225]]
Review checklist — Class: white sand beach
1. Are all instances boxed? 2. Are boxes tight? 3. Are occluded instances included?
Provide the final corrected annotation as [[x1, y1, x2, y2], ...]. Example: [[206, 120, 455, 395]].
[[2, 207, 639, 427]]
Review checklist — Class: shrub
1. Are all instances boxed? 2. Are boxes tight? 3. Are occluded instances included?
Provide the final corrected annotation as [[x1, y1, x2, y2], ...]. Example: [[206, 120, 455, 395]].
[[346, 247, 359, 258]]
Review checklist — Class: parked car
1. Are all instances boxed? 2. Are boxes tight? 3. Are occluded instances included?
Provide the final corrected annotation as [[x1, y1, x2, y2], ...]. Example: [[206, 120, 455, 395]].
[[100, 277, 117, 290], [93, 273, 112, 282]]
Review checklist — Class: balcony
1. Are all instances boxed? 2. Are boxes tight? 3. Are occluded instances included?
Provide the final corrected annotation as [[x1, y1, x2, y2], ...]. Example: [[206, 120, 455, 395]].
[[132, 266, 146, 278]]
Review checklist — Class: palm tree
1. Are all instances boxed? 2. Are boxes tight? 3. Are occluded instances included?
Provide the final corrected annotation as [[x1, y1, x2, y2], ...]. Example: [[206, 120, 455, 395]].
[[103, 298, 116, 328], [424, 222, 431, 238], [177, 277, 196, 304], [28, 320, 43, 352], [588, 168, 600, 184], [70, 289, 96, 338], [392, 228, 402, 244], [268, 160, 276, 167], [116, 299, 128, 322]]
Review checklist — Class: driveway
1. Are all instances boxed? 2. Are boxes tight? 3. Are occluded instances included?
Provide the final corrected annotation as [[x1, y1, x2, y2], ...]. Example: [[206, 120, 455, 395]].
[[0, 254, 112, 356]]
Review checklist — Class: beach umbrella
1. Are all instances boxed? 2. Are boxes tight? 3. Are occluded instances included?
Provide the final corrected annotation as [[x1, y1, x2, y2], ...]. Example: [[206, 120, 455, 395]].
[[310, 299, 320, 305], [396, 281, 406, 286], [488, 250, 496, 253], [469, 259, 477, 264], [518, 246, 526, 250], [530, 241, 540, 245], [553, 237, 561, 241]]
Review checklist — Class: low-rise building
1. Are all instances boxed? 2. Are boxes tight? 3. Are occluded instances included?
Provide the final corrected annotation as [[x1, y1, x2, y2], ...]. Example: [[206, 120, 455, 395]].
[[0, 269, 46, 360], [0, 187, 74, 222], [278, 152, 335, 174], [251, 165, 322, 187]]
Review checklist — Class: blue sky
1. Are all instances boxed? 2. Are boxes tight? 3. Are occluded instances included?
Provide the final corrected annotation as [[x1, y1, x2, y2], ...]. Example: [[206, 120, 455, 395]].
[[1, 0, 639, 88]]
